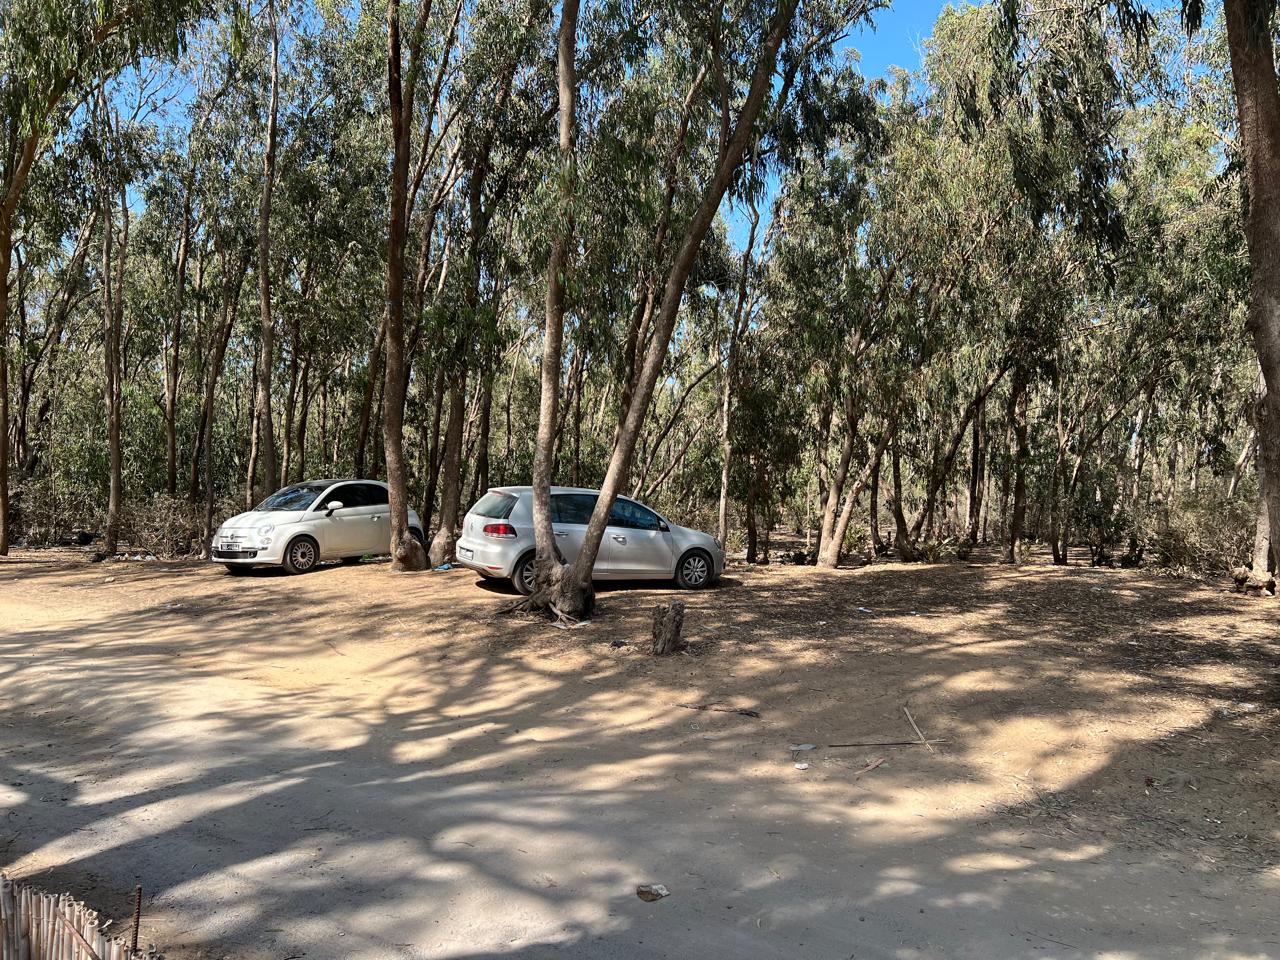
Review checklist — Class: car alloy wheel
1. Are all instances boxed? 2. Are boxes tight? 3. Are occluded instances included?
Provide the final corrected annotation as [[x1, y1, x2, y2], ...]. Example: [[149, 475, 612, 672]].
[[517, 557, 537, 595], [288, 538, 317, 572], [680, 552, 709, 588]]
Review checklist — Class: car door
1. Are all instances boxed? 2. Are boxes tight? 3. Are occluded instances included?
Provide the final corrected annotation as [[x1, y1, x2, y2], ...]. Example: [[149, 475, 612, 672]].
[[550, 493, 597, 568], [314, 483, 369, 557], [602, 498, 676, 577], [355, 482, 391, 555]]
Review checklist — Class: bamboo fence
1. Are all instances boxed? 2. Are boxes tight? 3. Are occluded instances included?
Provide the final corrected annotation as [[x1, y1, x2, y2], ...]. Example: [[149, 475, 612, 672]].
[[0, 875, 159, 960]]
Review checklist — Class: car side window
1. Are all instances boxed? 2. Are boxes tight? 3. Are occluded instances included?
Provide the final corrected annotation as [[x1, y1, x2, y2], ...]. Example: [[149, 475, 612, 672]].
[[323, 484, 358, 509], [609, 499, 663, 531], [552, 493, 597, 525], [358, 483, 389, 507]]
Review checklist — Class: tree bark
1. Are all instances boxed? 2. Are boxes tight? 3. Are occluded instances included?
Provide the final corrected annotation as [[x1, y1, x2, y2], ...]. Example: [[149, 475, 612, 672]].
[[530, 0, 578, 606], [1224, 0, 1280, 576], [427, 372, 465, 566]]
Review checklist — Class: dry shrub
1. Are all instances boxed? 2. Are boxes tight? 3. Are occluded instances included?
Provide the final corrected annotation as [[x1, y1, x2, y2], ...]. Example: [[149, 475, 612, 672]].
[[1148, 493, 1256, 577], [122, 495, 205, 558]]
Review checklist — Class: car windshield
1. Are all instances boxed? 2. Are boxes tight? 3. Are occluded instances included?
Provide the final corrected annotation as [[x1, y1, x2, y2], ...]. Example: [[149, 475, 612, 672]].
[[254, 484, 327, 512]]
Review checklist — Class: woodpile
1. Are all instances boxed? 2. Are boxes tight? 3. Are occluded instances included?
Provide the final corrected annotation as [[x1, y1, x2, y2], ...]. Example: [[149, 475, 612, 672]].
[[0, 875, 158, 960]]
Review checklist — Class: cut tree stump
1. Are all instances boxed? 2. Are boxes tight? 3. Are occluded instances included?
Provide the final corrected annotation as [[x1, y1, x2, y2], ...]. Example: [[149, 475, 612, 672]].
[[651, 600, 686, 655]]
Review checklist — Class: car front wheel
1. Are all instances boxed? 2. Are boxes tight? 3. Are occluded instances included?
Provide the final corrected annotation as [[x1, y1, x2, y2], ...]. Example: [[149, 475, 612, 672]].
[[676, 549, 713, 589], [282, 535, 320, 575]]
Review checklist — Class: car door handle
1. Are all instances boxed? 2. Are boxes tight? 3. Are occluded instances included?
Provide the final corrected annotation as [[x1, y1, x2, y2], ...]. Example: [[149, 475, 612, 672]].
[[555, 531, 568, 537], [612, 535, 627, 544]]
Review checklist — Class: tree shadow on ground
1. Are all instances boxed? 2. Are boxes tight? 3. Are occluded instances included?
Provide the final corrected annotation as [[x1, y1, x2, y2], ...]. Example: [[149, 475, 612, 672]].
[[0, 548, 1276, 959]]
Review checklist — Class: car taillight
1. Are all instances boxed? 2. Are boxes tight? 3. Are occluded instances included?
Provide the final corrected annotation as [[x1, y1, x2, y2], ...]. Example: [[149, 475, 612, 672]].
[[482, 522, 517, 539]]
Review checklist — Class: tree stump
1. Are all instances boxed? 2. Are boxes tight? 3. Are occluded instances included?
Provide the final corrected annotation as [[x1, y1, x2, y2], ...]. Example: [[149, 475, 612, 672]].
[[651, 600, 686, 655]]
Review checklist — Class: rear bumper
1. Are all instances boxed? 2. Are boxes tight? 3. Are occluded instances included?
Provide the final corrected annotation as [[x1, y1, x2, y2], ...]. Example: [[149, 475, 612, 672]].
[[454, 535, 521, 577]]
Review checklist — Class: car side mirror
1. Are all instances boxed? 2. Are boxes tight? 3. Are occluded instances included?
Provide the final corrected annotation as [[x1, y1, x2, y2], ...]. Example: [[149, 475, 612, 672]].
[[659, 520, 670, 532], [325, 500, 344, 516]]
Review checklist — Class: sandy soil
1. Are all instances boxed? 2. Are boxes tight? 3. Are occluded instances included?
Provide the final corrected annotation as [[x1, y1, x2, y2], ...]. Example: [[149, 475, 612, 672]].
[[1, 547, 1277, 959]]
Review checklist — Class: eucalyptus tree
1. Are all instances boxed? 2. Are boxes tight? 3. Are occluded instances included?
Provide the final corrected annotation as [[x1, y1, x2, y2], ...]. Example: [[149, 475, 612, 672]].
[[0, 0, 208, 553], [524, 0, 884, 618]]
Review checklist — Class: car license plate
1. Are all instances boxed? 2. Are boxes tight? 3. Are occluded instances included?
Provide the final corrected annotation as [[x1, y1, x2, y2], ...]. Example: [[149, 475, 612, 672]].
[[458, 547, 474, 560]]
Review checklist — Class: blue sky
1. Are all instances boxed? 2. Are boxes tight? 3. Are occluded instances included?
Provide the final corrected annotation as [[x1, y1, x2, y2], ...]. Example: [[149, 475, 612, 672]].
[[725, 1, 961, 249], [850, 0, 958, 77]]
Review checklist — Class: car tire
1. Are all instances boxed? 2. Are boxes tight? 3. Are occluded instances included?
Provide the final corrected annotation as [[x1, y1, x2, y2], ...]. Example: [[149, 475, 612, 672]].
[[512, 553, 536, 596], [224, 564, 252, 576], [282, 535, 320, 575], [675, 549, 713, 590], [410, 527, 425, 546]]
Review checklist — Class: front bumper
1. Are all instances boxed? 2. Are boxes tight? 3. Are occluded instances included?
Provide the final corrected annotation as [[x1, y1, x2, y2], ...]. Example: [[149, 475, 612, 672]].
[[211, 533, 287, 565]]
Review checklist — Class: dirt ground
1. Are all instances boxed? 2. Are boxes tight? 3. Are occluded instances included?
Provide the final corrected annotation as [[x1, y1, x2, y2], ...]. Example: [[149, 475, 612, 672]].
[[1, 547, 1277, 960]]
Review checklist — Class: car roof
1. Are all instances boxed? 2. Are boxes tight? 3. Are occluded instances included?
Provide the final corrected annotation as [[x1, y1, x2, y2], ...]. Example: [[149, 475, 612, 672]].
[[490, 485, 611, 496], [299, 478, 386, 487]]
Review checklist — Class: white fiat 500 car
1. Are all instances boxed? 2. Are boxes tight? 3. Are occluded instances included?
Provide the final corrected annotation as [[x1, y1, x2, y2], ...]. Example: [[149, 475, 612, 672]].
[[454, 485, 725, 594], [213, 479, 424, 574]]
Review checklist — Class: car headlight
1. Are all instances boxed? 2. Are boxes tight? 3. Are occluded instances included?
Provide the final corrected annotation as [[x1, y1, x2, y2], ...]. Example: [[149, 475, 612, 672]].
[[258, 523, 275, 535]]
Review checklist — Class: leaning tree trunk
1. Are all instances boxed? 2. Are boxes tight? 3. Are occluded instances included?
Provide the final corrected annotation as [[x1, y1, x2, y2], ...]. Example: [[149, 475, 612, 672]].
[[1225, 0, 1280, 575], [550, 0, 801, 618]]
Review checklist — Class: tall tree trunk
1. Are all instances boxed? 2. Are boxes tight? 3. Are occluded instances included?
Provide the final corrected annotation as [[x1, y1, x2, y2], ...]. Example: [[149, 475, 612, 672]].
[[716, 204, 757, 548], [381, 0, 436, 573], [0, 219, 10, 554], [1225, 0, 1280, 581], [164, 186, 192, 498], [890, 434, 915, 562], [355, 321, 385, 478], [421, 365, 446, 531], [555, 0, 800, 616], [100, 94, 126, 557], [745, 462, 758, 564], [428, 372, 465, 566], [204, 254, 250, 556], [1004, 368, 1029, 563], [526, 0, 580, 610], [869, 448, 884, 555], [254, 0, 282, 500], [965, 393, 985, 544]]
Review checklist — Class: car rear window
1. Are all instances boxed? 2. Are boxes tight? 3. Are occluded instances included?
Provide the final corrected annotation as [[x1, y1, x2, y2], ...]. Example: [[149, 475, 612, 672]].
[[472, 491, 517, 519]]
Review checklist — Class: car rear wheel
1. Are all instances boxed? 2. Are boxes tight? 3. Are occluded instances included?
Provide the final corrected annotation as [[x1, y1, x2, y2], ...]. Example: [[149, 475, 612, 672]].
[[282, 535, 320, 575], [512, 554, 536, 596], [410, 527, 425, 545], [676, 549, 713, 589]]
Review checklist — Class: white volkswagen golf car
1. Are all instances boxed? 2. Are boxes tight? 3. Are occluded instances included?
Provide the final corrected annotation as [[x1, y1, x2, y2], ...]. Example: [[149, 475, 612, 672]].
[[213, 479, 424, 574], [454, 486, 725, 594]]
